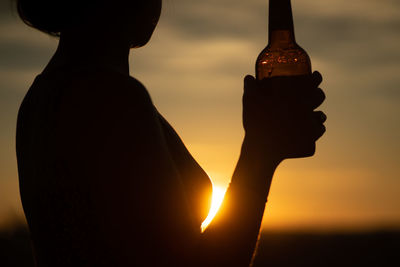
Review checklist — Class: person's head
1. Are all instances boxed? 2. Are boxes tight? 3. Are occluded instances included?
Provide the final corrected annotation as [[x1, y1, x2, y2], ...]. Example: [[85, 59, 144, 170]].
[[16, 0, 162, 48]]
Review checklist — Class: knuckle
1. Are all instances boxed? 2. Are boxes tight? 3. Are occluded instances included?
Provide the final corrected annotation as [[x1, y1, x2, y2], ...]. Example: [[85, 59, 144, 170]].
[[313, 71, 323, 85], [318, 88, 326, 101], [321, 124, 326, 133]]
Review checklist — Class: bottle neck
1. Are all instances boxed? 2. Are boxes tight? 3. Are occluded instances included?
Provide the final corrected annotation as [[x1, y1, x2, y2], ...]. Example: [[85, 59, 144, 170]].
[[268, 0, 296, 46]]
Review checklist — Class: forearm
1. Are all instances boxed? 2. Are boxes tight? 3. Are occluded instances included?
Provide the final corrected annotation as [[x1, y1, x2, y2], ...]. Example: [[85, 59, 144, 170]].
[[199, 136, 280, 267]]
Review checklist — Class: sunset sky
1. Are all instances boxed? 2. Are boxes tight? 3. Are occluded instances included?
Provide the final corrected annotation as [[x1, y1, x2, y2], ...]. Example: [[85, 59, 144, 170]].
[[0, 0, 399, 231]]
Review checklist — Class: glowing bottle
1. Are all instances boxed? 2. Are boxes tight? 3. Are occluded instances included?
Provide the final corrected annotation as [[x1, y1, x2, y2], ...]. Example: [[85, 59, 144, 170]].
[[256, 0, 311, 80]]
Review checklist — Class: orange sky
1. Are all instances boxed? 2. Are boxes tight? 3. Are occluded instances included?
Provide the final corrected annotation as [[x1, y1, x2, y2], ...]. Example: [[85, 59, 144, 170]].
[[0, 0, 399, 231]]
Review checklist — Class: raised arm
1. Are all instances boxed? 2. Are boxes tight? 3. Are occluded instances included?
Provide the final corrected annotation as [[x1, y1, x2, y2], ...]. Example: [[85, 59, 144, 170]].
[[59, 70, 325, 267], [199, 72, 326, 267]]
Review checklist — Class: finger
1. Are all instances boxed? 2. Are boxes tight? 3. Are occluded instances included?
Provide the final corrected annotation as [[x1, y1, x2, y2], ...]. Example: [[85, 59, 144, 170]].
[[244, 75, 256, 89], [311, 111, 326, 140], [314, 123, 326, 141], [244, 75, 257, 97], [312, 71, 323, 87], [268, 74, 314, 100], [313, 111, 327, 124], [257, 74, 302, 92], [308, 87, 326, 110]]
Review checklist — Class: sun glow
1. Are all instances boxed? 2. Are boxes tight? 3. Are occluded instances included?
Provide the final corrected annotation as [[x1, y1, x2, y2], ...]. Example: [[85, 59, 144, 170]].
[[201, 185, 227, 232]]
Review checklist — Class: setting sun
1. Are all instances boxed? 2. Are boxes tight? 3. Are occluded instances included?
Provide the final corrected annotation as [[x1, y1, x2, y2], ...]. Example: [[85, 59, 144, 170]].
[[201, 185, 227, 232]]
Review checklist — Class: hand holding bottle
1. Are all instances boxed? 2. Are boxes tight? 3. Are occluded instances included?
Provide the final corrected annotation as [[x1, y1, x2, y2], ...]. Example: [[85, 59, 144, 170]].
[[242, 72, 326, 162]]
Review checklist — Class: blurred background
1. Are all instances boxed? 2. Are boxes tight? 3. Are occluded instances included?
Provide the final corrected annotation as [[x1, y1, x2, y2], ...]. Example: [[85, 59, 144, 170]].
[[0, 0, 399, 266]]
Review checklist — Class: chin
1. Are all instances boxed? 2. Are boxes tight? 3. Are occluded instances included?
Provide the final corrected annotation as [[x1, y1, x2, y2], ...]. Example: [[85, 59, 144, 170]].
[[130, 38, 150, 49], [129, 28, 156, 48]]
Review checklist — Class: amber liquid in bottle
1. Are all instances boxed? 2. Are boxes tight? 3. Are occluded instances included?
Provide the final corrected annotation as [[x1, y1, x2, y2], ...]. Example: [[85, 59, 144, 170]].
[[256, 0, 311, 80]]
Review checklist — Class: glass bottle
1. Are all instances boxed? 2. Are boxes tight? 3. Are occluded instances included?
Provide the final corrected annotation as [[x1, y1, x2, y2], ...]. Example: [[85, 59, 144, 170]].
[[256, 0, 311, 80]]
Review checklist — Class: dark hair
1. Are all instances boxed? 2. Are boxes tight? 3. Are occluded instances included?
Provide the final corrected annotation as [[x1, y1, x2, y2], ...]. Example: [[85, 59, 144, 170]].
[[16, 0, 97, 37]]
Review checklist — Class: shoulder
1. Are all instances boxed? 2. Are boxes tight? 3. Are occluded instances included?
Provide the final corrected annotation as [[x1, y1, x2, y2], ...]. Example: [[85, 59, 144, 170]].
[[49, 68, 161, 142], [62, 68, 152, 107], [45, 68, 157, 124]]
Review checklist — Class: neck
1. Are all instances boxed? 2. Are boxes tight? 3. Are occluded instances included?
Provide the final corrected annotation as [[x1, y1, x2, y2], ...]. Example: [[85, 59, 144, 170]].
[[44, 31, 131, 76], [268, 0, 295, 44]]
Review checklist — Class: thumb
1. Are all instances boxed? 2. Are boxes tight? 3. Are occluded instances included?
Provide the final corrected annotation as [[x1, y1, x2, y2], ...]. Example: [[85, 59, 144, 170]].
[[244, 75, 256, 91]]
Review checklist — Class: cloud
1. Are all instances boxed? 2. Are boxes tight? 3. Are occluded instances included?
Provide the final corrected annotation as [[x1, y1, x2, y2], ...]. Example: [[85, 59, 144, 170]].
[[0, 0, 399, 227], [156, 0, 400, 105], [0, 0, 16, 21], [161, 0, 266, 39], [295, 0, 400, 22], [0, 38, 56, 71]]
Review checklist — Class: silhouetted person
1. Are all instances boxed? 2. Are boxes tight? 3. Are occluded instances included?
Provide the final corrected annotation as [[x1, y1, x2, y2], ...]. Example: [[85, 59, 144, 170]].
[[15, 1, 326, 266]]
